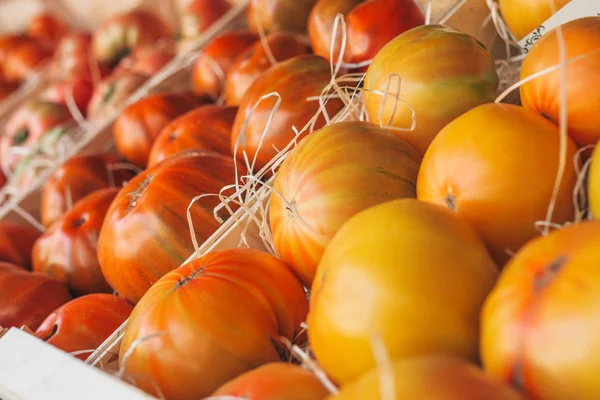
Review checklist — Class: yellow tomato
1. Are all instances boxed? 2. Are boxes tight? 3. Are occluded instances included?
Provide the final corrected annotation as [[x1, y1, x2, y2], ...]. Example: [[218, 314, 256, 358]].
[[308, 199, 498, 385], [499, 0, 570, 41]]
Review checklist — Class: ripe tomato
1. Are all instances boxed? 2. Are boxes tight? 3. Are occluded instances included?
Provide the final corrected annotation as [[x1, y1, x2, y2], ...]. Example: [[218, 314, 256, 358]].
[[231, 55, 343, 172], [179, 0, 233, 40], [41, 76, 95, 117], [119, 248, 307, 399], [192, 30, 259, 99], [520, 16, 600, 147], [41, 153, 135, 228], [50, 32, 95, 80], [97, 151, 242, 304], [27, 13, 68, 44], [364, 25, 499, 155], [0, 221, 41, 269], [417, 103, 578, 266], [307, 199, 498, 384], [270, 121, 422, 287], [309, 0, 424, 68], [499, 0, 570, 41], [112, 42, 175, 78], [3, 40, 53, 83], [225, 32, 311, 106], [148, 104, 236, 167], [113, 92, 207, 168], [92, 10, 172, 68], [213, 362, 329, 400], [0, 262, 72, 330], [481, 220, 600, 400], [33, 188, 120, 296], [331, 355, 524, 399], [86, 72, 148, 121], [247, 0, 318, 34], [35, 293, 133, 361]]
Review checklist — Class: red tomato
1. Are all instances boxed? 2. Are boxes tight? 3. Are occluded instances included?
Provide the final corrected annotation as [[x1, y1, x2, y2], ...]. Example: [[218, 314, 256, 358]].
[[119, 248, 308, 399], [247, 0, 318, 34], [309, 0, 424, 68], [0, 262, 72, 330], [112, 41, 175, 78], [113, 92, 208, 168], [33, 188, 120, 296], [148, 104, 236, 167], [97, 151, 243, 304], [225, 32, 312, 106], [41, 153, 136, 228], [0, 221, 41, 269], [35, 293, 133, 361], [0, 35, 34, 66], [180, 0, 233, 40], [92, 10, 173, 68], [192, 30, 259, 99], [40, 76, 94, 117], [3, 40, 53, 83], [86, 72, 148, 121], [213, 362, 329, 400], [231, 55, 343, 172], [50, 32, 96, 80], [27, 13, 68, 44]]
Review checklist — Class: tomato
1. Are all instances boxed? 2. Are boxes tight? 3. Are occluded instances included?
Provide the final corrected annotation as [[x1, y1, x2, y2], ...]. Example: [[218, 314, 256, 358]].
[[0, 35, 33, 66], [364, 24, 499, 155], [0, 262, 72, 330], [417, 103, 578, 266], [270, 121, 421, 287], [119, 248, 307, 399], [330, 355, 524, 400], [3, 40, 53, 83], [225, 32, 311, 106], [247, 0, 318, 34], [0, 221, 41, 269], [35, 293, 133, 361], [41, 153, 135, 228], [521, 16, 600, 147], [481, 220, 600, 400], [50, 32, 94, 80], [98, 151, 242, 304], [113, 92, 207, 168], [180, 0, 233, 40], [192, 30, 259, 99], [231, 55, 343, 172], [41, 76, 94, 117], [308, 199, 498, 385], [92, 10, 172, 68], [213, 362, 329, 400], [112, 42, 175, 78], [499, 0, 570, 41], [148, 104, 236, 167], [309, 0, 424, 68], [33, 188, 120, 296], [86, 72, 148, 121], [1, 100, 73, 170], [27, 13, 68, 44]]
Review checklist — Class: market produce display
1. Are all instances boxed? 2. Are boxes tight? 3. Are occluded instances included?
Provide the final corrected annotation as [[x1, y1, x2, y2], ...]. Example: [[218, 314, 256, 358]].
[[0, 2, 598, 400]]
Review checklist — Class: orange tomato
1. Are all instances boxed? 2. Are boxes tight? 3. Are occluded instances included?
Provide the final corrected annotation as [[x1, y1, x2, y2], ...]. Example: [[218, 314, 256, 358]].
[[499, 0, 570, 41], [308, 199, 498, 385], [329, 355, 524, 400], [269, 121, 421, 287], [520, 16, 600, 147], [119, 248, 308, 399], [213, 362, 329, 399], [364, 24, 498, 155], [417, 103, 578, 266], [481, 220, 600, 400]]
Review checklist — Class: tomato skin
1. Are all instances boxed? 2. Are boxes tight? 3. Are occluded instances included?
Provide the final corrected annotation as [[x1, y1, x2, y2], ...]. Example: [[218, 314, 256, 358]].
[[417, 103, 578, 266], [119, 248, 308, 399], [307, 199, 498, 385], [50, 32, 97, 81], [0, 222, 41, 270], [112, 42, 175, 78], [247, 0, 318, 34], [192, 30, 259, 99], [35, 293, 132, 361], [33, 188, 120, 296], [499, 0, 570, 41], [330, 355, 524, 400], [224, 32, 311, 106], [112, 92, 208, 168], [364, 24, 499, 155], [98, 151, 242, 304], [481, 220, 600, 400], [41, 153, 135, 228], [41, 76, 95, 117], [148, 104, 236, 167], [231, 55, 343, 172], [27, 13, 68, 45], [3, 40, 53, 83], [213, 362, 329, 400], [520, 16, 600, 147], [86, 72, 148, 121], [180, 0, 233, 40], [0, 262, 72, 330], [269, 121, 422, 287], [309, 0, 424, 67]]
